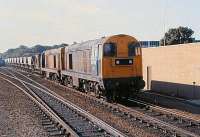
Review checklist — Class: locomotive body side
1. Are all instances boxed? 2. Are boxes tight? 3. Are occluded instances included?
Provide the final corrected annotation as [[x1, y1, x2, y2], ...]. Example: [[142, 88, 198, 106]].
[[60, 34, 145, 100], [41, 48, 64, 80], [61, 39, 105, 90]]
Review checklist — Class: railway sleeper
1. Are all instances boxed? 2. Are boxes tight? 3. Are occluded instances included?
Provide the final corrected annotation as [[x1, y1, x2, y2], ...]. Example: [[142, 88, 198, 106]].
[[46, 127, 60, 132], [41, 119, 52, 123], [110, 106, 121, 112], [172, 131, 178, 137], [81, 132, 107, 137], [152, 124, 158, 129], [40, 115, 50, 121], [49, 130, 64, 136], [69, 121, 93, 128], [197, 123, 200, 128], [130, 116, 137, 121], [68, 118, 89, 123], [72, 123, 93, 129], [32, 106, 66, 135], [42, 121, 54, 126], [186, 121, 200, 127], [146, 122, 154, 128], [44, 124, 57, 129], [76, 127, 103, 133], [162, 130, 167, 134], [152, 112, 163, 117], [62, 114, 80, 119]]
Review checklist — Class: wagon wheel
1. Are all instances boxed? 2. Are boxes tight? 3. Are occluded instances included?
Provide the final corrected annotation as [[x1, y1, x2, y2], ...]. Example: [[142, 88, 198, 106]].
[[68, 78, 73, 88], [55, 74, 60, 83], [105, 90, 113, 102], [94, 84, 102, 98]]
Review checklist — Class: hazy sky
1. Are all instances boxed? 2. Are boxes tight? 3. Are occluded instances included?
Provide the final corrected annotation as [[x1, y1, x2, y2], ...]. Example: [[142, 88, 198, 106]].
[[0, 0, 199, 52]]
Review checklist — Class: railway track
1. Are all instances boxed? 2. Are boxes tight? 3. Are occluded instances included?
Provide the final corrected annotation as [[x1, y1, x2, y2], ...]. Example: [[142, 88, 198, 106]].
[[2, 67, 200, 137], [0, 68, 126, 137], [125, 98, 200, 135]]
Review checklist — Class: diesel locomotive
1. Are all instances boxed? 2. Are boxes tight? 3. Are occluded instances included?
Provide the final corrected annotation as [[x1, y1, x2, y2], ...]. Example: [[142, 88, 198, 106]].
[[5, 34, 145, 100]]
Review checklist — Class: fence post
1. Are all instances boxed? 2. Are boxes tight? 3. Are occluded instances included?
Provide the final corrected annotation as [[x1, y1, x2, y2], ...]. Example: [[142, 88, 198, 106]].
[[147, 66, 152, 90]]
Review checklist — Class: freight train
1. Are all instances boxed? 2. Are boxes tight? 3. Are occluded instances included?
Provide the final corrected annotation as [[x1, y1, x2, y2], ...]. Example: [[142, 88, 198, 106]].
[[0, 58, 5, 67], [5, 34, 145, 100]]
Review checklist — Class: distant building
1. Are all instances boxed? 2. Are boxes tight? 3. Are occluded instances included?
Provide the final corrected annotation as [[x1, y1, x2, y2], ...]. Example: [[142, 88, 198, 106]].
[[195, 40, 200, 43], [140, 41, 160, 48]]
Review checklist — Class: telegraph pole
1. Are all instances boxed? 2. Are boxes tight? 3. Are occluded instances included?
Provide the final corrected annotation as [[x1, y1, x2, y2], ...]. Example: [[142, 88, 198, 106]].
[[163, 0, 168, 46]]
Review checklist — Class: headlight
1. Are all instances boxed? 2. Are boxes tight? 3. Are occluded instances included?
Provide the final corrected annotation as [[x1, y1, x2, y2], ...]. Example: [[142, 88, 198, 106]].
[[116, 60, 120, 64], [129, 60, 133, 64]]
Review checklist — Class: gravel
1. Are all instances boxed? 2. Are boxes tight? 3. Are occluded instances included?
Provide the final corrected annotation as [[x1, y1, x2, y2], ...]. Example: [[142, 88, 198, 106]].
[[0, 77, 51, 137]]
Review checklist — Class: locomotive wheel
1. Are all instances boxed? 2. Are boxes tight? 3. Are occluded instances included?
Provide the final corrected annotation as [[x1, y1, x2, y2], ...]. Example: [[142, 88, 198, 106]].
[[63, 77, 68, 86], [94, 84, 100, 98], [52, 74, 58, 82], [112, 90, 121, 102], [106, 90, 121, 102], [68, 78, 73, 88], [106, 90, 117, 102], [55, 74, 60, 83]]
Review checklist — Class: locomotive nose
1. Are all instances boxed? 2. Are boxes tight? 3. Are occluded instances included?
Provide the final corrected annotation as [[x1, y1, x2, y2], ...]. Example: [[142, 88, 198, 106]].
[[103, 77, 145, 92]]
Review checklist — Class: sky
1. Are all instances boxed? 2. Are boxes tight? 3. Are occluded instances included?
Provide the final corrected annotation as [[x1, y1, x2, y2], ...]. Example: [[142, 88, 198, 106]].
[[0, 0, 199, 53]]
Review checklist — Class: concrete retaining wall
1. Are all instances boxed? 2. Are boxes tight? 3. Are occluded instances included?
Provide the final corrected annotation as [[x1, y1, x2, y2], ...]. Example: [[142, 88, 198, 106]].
[[142, 43, 200, 99]]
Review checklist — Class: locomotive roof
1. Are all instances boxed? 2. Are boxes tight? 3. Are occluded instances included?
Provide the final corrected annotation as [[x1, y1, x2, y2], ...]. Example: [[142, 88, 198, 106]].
[[45, 47, 64, 55], [43, 34, 138, 53], [68, 37, 106, 50]]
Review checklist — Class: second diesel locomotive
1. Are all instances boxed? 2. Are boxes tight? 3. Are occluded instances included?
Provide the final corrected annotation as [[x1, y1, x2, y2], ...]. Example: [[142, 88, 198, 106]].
[[6, 34, 145, 100]]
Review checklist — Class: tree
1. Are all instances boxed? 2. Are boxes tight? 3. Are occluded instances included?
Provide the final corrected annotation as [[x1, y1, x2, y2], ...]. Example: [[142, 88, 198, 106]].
[[1, 43, 69, 58], [160, 26, 194, 46]]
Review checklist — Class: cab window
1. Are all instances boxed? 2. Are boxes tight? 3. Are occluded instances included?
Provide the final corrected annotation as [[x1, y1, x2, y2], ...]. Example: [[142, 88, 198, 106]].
[[103, 43, 116, 57], [69, 54, 73, 69], [53, 55, 56, 68], [128, 42, 141, 56]]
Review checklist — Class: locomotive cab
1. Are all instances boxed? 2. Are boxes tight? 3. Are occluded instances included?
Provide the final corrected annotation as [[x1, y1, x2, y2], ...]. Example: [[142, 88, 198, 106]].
[[101, 34, 145, 99]]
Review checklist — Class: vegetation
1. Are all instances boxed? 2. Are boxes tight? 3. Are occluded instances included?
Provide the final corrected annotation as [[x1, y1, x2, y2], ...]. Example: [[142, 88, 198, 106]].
[[2, 43, 68, 58], [160, 26, 195, 46]]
